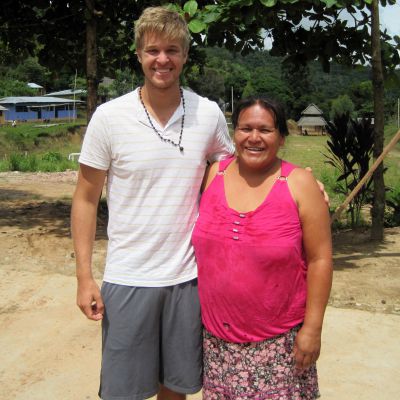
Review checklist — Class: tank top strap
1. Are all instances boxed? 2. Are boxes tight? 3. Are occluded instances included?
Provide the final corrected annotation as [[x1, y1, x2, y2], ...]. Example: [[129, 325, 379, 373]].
[[278, 159, 298, 180], [217, 155, 235, 175]]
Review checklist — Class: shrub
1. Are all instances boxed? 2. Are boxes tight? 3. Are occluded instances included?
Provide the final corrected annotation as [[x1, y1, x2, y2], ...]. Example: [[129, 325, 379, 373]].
[[41, 151, 63, 163], [385, 185, 400, 227], [324, 113, 374, 227], [9, 153, 38, 171]]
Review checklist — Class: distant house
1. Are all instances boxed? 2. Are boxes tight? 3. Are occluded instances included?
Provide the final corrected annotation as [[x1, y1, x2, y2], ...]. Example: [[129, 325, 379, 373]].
[[0, 96, 82, 122], [297, 104, 327, 135], [0, 105, 8, 124], [27, 82, 45, 96], [45, 89, 87, 101]]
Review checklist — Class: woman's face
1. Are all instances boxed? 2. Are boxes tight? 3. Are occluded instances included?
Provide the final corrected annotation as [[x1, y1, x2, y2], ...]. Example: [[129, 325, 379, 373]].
[[234, 104, 285, 171]]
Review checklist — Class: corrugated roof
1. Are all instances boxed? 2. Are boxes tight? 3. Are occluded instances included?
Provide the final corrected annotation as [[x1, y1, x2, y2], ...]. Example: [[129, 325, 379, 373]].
[[297, 116, 327, 126], [45, 89, 87, 96], [0, 96, 82, 104], [27, 82, 44, 89], [0, 105, 8, 110]]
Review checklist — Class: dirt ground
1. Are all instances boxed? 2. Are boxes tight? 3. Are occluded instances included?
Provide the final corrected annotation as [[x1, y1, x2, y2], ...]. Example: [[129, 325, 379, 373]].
[[0, 171, 399, 400]]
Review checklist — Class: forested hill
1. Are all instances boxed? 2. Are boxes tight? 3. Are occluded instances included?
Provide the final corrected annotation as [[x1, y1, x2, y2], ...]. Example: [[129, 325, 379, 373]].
[[1, 46, 398, 122], [186, 47, 399, 121]]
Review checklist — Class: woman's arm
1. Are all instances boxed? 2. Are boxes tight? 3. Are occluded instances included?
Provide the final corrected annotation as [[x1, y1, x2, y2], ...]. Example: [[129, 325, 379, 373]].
[[288, 168, 333, 371]]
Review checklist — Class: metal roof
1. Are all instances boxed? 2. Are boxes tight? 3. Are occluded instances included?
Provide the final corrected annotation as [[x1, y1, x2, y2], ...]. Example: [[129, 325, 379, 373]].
[[0, 96, 82, 104], [27, 82, 44, 89], [0, 105, 8, 110], [45, 89, 87, 97], [297, 116, 327, 127]]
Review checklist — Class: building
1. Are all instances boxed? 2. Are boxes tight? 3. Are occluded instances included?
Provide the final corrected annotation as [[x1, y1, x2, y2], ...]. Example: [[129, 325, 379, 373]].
[[45, 89, 87, 101], [297, 104, 327, 135], [0, 96, 82, 122], [0, 105, 8, 124], [27, 83, 45, 96]]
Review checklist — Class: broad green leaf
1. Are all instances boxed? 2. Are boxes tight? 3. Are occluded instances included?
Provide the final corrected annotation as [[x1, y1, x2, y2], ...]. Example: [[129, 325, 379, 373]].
[[259, 0, 277, 7], [203, 11, 221, 24], [321, 0, 339, 8], [183, 1, 198, 17], [188, 19, 206, 33], [165, 3, 182, 13]]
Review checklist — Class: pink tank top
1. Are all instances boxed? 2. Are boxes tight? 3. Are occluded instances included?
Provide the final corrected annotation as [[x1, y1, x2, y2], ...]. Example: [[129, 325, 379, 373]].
[[192, 157, 307, 343]]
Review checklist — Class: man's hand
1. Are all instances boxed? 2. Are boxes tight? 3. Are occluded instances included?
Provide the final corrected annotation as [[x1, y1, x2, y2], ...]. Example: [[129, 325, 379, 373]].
[[77, 278, 104, 321], [305, 167, 330, 206]]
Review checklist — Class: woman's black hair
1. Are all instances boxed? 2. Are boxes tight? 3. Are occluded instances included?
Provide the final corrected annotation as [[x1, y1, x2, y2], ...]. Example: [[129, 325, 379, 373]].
[[231, 95, 289, 137]]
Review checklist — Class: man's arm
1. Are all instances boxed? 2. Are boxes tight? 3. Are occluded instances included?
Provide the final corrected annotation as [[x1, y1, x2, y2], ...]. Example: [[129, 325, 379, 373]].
[[71, 164, 107, 321]]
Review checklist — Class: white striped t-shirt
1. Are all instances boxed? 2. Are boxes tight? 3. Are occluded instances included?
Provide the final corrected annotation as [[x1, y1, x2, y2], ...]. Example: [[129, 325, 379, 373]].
[[79, 88, 234, 286]]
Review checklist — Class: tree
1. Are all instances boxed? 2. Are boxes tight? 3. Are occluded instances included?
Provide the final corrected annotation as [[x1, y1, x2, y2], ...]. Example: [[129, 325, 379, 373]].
[[370, 0, 386, 240], [0, 0, 151, 121], [0, 80, 36, 97], [186, 66, 225, 102], [281, 62, 314, 119], [350, 81, 374, 117], [177, 0, 399, 240], [111, 68, 139, 97], [330, 94, 355, 120]]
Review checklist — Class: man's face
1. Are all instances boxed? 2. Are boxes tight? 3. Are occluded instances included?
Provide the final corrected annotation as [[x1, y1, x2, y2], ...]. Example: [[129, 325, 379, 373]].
[[137, 33, 188, 91]]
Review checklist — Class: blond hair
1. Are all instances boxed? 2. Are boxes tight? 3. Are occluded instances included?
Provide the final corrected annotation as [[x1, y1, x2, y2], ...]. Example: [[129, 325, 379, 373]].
[[134, 7, 190, 53]]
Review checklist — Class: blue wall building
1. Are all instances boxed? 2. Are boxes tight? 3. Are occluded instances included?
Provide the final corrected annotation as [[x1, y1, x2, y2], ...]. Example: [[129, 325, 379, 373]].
[[0, 96, 82, 122]]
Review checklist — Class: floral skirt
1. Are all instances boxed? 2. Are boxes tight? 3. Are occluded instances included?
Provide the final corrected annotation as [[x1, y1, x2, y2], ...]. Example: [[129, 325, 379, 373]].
[[203, 327, 319, 400]]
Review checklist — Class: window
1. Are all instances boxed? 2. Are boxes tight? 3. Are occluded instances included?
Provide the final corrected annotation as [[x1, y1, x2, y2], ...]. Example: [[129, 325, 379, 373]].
[[16, 105, 28, 112]]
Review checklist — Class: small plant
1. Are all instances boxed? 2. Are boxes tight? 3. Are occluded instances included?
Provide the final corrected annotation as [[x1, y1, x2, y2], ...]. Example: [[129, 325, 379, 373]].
[[324, 113, 374, 227], [385, 185, 400, 227], [9, 153, 39, 171], [41, 151, 63, 163]]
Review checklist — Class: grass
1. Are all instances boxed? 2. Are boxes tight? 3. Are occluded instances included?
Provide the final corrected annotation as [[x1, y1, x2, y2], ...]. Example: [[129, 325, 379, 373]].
[[0, 119, 85, 172]]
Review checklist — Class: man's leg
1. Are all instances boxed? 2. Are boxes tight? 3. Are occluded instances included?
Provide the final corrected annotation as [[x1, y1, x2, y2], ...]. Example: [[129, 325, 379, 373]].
[[157, 384, 186, 400], [99, 283, 162, 400], [160, 279, 203, 396]]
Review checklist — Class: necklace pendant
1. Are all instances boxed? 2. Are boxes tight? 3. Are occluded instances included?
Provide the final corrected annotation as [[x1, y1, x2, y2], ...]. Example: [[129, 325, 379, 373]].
[[139, 86, 185, 154]]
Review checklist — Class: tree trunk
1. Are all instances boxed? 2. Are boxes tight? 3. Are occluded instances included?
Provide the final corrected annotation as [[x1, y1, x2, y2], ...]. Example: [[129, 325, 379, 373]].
[[86, 0, 98, 123], [370, 0, 385, 241]]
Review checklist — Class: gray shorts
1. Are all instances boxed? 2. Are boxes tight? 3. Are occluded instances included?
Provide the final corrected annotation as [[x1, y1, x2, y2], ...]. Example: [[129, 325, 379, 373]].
[[99, 279, 202, 400]]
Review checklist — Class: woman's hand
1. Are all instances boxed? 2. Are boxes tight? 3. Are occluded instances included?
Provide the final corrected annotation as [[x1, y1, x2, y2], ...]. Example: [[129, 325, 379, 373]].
[[293, 325, 321, 372]]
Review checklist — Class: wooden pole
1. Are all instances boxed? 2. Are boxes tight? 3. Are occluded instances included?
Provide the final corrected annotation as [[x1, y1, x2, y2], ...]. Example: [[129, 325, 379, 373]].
[[331, 129, 400, 223]]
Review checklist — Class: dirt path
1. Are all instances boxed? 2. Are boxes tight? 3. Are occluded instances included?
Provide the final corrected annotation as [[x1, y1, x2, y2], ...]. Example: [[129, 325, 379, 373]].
[[0, 171, 399, 399]]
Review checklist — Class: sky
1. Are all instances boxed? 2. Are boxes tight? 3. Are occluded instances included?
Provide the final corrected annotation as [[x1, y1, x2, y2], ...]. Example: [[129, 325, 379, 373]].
[[380, 3, 400, 38]]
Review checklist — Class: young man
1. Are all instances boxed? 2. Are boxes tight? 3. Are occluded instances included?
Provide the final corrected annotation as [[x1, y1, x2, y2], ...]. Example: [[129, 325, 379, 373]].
[[71, 6, 233, 400]]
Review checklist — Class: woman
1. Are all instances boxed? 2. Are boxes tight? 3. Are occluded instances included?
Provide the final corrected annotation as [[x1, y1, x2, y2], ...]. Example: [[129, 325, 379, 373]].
[[192, 96, 333, 399]]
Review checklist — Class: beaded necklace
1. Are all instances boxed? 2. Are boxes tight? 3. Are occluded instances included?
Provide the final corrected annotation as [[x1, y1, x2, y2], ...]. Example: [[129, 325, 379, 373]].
[[139, 86, 185, 153]]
